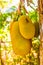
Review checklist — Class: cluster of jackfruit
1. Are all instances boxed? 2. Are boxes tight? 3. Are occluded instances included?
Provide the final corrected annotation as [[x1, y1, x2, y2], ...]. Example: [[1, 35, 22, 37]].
[[10, 15, 39, 56]]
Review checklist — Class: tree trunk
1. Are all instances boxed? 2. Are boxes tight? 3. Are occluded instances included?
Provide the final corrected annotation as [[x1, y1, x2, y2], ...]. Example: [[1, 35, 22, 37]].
[[38, 0, 43, 65]]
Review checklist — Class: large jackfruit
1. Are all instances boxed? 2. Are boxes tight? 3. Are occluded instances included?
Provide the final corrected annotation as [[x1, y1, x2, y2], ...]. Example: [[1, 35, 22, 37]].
[[19, 15, 35, 39], [10, 21, 31, 56]]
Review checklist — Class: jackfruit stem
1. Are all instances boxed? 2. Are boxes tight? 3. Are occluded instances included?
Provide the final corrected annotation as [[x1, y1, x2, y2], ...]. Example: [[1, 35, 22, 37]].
[[26, 18, 29, 22]]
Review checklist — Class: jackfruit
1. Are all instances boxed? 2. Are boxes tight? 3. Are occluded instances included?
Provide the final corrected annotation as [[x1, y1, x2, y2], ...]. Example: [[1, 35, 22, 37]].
[[10, 21, 31, 56], [19, 15, 35, 39]]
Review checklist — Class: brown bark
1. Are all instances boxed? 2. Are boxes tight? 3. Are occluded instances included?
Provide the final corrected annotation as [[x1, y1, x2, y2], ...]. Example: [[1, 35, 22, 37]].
[[17, 0, 29, 14], [38, 0, 43, 65]]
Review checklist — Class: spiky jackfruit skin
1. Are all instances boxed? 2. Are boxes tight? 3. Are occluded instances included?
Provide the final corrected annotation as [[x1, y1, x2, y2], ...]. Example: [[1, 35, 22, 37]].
[[10, 21, 31, 56], [19, 15, 35, 39]]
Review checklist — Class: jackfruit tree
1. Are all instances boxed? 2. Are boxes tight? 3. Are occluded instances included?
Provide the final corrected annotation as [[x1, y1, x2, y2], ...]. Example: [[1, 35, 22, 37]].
[[0, 0, 41, 65], [38, 0, 43, 65]]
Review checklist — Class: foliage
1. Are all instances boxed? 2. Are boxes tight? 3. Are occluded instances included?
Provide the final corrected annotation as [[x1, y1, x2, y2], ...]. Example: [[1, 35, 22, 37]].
[[0, 0, 12, 8], [28, 11, 39, 23]]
